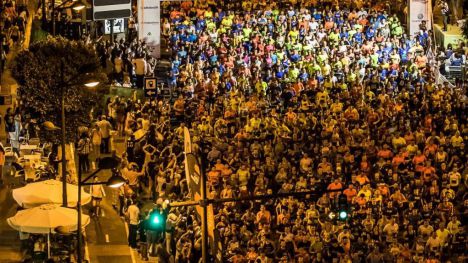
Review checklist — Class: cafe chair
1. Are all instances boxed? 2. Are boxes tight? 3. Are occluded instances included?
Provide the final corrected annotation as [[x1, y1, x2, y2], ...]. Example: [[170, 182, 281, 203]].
[[9, 162, 25, 186]]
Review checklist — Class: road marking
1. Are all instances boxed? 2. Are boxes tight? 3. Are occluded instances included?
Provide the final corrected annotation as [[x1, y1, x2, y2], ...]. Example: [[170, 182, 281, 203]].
[[124, 222, 137, 263], [105, 234, 110, 243]]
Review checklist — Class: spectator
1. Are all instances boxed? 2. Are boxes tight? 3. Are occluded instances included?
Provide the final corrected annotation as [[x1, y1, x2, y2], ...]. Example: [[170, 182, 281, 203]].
[[126, 199, 140, 249]]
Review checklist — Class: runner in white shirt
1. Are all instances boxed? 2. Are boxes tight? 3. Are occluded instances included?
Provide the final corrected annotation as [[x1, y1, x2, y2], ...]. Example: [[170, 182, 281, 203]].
[[126, 201, 140, 248], [90, 176, 106, 217]]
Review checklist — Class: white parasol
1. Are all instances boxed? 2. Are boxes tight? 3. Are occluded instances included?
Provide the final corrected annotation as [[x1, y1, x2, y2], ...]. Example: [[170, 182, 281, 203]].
[[12, 179, 91, 208], [7, 204, 90, 258]]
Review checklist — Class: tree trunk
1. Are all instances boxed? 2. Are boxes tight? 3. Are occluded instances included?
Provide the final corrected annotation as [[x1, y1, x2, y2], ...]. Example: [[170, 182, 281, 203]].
[[23, 1, 39, 50], [23, 13, 34, 49]]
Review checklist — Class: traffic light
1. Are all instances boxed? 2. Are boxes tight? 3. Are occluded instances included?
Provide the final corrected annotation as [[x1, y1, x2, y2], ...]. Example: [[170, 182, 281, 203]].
[[147, 209, 166, 232], [151, 212, 163, 225], [337, 193, 349, 221], [327, 193, 350, 221], [338, 210, 348, 220]]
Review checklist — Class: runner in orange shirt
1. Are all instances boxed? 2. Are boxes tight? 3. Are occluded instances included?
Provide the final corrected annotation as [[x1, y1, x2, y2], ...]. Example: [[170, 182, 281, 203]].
[[327, 178, 343, 199], [343, 184, 357, 202]]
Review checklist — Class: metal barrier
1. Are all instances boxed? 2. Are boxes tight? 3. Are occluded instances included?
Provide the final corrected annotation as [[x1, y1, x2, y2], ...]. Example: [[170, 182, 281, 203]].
[[445, 65, 466, 83]]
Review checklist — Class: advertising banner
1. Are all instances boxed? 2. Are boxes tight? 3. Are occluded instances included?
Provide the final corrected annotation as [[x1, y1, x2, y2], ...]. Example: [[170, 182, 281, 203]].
[[138, 0, 161, 58], [408, 0, 432, 37], [104, 19, 125, 34], [183, 127, 221, 262]]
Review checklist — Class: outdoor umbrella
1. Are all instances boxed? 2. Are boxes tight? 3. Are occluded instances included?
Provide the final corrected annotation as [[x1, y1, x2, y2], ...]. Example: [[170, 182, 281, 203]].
[[7, 204, 91, 257], [12, 179, 91, 208]]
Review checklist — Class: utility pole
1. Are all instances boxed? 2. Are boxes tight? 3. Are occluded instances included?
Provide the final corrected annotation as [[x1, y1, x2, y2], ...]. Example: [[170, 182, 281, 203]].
[[198, 147, 208, 263]]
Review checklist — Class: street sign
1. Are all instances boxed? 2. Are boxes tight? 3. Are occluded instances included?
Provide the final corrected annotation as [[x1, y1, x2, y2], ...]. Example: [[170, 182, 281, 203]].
[[144, 77, 157, 97], [93, 0, 132, 21]]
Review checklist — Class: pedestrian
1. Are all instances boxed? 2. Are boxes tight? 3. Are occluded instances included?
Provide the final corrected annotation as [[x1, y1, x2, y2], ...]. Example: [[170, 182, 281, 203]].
[[89, 176, 106, 217], [117, 183, 131, 216], [122, 162, 145, 194], [126, 199, 140, 249], [97, 115, 112, 154], [77, 133, 91, 173], [132, 54, 147, 89], [0, 142, 5, 185], [0, 46, 6, 72], [8, 24, 19, 46], [4, 108, 14, 144], [165, 210, 182, 254], [440, 0, 450, 31], [127, 16, 136, 41], [138, 213, 149, 261], [113, 52, 124, 84], [126, 134, 136, 163], [145, 206, 166, 257], [90, 123, 102, 165]]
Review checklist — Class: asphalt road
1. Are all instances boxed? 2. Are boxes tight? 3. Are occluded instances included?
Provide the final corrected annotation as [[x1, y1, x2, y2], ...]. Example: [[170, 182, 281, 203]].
[[85, 169, 135, 263], [85, 135, 144, 263]]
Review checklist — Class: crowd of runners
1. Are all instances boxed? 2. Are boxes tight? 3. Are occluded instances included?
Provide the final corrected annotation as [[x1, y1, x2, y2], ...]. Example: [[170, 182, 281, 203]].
[[3, 0, 467, 262], [90, 0, 467, 262]]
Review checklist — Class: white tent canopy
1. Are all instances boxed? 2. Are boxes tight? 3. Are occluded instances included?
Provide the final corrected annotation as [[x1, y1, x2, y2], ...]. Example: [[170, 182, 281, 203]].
[[7, 204, 91, 234], [12, 179, 91, 208]]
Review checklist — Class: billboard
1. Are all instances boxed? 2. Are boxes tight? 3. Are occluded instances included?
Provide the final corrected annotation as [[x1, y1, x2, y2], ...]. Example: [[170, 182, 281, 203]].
[[137, 0, 161, 58], [408, 0, 432, 37]]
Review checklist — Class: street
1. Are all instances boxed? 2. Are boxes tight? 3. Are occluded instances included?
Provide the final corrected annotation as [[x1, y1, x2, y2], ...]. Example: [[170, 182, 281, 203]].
[[85, 170, 136, 263], [0, 135, 147, 263]]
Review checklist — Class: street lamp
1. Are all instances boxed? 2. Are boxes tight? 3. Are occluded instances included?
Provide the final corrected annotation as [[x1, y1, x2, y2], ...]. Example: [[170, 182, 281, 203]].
[[58, 61, 100, 208], [77, 156, 123, 263], [106, 173, 126, 188], [71, 1, 86, 11], [43, 61, 100, 208], [84, 81, 100, 88]]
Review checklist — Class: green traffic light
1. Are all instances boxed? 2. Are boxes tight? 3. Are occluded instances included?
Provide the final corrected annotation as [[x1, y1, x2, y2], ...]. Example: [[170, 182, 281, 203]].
[[152, 215, 161, 224], [339, 211, 348, 220]]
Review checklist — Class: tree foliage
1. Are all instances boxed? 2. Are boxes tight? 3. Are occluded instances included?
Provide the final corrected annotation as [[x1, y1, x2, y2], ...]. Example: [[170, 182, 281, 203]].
[[462, 20, 468, 41], [11, 37, 106, 143]]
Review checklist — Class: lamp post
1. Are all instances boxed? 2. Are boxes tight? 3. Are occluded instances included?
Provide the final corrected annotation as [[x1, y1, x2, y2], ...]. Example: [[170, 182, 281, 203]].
[[77, 156, 123, 263], [57, 60, 100, 207], [60, 61, 67, 207]]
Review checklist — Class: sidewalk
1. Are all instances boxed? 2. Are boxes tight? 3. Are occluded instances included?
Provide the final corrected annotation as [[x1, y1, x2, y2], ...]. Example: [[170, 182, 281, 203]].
[[0, 183, 22, 263], [0, 45, 22, 262], [0, 46, 20, 142]]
